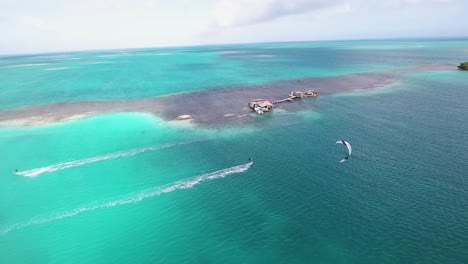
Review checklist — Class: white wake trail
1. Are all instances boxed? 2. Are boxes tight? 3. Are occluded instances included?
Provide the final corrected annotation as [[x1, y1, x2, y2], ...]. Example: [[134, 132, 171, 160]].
[[16, 139, 207, 177], [1, 162, 253, 235]]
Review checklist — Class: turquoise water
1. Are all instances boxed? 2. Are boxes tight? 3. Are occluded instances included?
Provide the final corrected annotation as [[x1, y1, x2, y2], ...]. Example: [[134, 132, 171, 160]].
[[1, 39, 467, 263], [0, 38, 465, 110]]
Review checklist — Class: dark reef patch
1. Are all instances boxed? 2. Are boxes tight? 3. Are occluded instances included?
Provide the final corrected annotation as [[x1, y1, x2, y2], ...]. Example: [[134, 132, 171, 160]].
[[0, 64, 454, 127]]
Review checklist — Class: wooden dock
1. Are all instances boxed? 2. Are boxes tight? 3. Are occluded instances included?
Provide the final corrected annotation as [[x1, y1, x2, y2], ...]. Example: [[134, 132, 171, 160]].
[[273, 98, 294, 104]]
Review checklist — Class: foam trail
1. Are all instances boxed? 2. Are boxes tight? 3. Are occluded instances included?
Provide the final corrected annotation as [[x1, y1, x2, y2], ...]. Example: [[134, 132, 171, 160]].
[[43, 67, 69, 71], [2, 63, 49, 68], [17, 139, 207, 177], [1, 162, 253, 235]]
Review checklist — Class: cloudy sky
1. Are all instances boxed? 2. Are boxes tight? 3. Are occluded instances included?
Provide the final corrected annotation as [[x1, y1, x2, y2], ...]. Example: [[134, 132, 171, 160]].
[[0, 0, 467, 54]]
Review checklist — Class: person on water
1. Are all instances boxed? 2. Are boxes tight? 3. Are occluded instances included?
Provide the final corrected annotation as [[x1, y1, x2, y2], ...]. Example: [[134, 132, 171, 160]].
[[248, 157, 252, 162], [14, 169, 18, 173]]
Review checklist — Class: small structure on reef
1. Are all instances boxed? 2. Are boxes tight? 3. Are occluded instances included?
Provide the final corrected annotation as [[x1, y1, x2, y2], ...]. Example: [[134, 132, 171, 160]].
[[289, 90, 318, 98], [274, 89, 318, 103], [176, 114, 192, 120], [290, 91, 304, 98], [248, 99, 273, 115], [304, 89, 318, 97], [458, 62, 468, 70], [249, 90, 319, 115]]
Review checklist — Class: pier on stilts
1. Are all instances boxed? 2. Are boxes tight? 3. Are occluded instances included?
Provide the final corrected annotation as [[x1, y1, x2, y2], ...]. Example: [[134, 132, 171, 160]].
[[273, 98, 294, 104]]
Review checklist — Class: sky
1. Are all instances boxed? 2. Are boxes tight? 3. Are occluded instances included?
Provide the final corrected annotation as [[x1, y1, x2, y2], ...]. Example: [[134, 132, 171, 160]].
[[0, 0, 467, 54]]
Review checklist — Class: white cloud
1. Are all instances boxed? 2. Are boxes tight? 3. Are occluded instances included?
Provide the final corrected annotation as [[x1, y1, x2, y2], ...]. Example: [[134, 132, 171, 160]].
[[67, 0, 159, 12], [210, 0, 342, 28], [403, 0, 453, 3], [20, 16, 45, 29], [336, 3, 353, 13], [383, 0, 455, 7], [207, 0, 453, 30], [1, 0, 465, 54]]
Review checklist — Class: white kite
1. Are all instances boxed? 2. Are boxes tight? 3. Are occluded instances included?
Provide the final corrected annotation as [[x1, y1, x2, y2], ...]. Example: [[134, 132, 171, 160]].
[[336, 140, 352, 162]]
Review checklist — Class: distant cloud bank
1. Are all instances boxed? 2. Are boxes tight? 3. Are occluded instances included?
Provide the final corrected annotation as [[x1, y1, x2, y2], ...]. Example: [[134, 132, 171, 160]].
[[211, 0, 342, 28]]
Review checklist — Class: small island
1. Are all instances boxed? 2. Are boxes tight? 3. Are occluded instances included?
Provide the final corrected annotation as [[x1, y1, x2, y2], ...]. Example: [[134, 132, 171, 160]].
[[458, 62, 468, 70]]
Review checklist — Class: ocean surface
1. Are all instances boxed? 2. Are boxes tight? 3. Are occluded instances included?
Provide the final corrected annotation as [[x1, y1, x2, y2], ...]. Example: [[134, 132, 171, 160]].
[[0, 38, 467, 263]]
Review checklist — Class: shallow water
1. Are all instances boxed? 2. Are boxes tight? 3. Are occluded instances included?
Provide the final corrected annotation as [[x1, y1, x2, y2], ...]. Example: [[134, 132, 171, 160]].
[[0, 39, 467, 263]]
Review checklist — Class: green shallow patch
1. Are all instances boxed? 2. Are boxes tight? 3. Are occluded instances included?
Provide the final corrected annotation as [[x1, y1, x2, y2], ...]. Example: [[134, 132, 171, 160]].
[[0, 112, 258, 182], [0, 112, 257, 228], [0, 113, 200, 171]]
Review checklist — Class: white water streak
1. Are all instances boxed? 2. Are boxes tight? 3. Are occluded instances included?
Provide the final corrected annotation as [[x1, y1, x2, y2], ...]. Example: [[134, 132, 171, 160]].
[[1, 162, 252, 235], [43, 67, 69, 71], [2, 63, 49, 68], [17, 139, 207, 177]]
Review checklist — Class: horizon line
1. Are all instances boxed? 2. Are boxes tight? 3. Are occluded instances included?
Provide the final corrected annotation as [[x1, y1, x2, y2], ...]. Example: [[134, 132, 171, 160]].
[[1, 35, 467, 57]]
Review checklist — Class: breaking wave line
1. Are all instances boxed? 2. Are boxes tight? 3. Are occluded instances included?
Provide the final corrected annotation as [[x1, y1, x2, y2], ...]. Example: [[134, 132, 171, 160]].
[[17, 139, 207, 177], [1, 162, 253, 235]]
